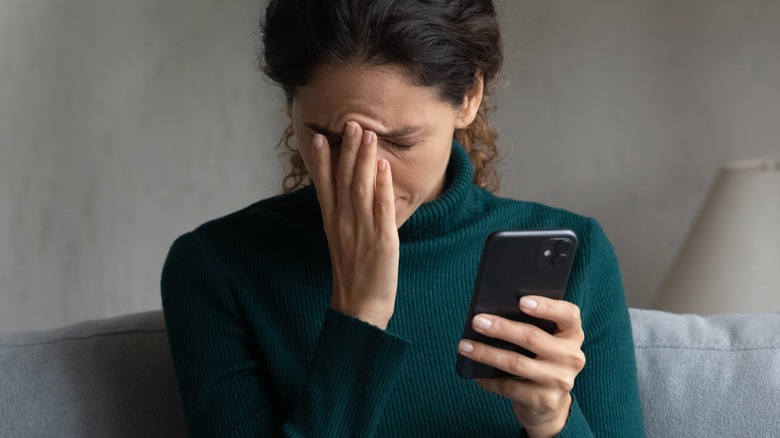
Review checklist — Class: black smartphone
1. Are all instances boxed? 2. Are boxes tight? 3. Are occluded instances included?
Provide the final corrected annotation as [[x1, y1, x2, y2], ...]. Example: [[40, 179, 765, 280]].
[[456, 229, 577, 379]]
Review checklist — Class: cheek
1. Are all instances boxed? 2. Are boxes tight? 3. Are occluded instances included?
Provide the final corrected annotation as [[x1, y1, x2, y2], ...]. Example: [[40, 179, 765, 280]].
[[387, 154, 444, 193]]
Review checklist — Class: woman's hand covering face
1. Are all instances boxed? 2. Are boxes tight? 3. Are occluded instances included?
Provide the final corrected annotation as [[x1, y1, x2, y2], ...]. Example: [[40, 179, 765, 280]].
[[309, 121, 400, 330]]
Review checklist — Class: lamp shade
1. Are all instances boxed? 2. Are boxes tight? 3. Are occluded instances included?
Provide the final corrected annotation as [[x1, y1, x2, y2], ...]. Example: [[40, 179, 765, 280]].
[[655, 159, 780, 315]]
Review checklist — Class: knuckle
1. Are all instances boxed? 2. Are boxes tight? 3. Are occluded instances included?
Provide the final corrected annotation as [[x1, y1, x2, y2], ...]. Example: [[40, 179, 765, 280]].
[[524, 327, 545, 350], [549, 361, 579, 391], [535, 392, 561, 412], [490, 318, 506, 335], [553, 374, 576, 393], [568, 305, 582, 325], [574, 329, 586, 346], [539, 298, 552, 314], [335, 169, 352, 186], [374, 198, 393, 214], [508, 354, 528, 376], [351, 182, 369, 198], [570, 350, 586, 370]]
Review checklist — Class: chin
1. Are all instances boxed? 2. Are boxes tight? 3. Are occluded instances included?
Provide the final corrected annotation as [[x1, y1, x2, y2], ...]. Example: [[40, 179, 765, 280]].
[[393, 208, 412, 229], [394, 203, 419, 229]]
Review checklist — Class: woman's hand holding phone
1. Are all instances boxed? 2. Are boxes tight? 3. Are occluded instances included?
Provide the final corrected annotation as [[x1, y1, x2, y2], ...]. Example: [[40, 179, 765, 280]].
[[458, 296, 586, 437], [309, 121, 399, 330]]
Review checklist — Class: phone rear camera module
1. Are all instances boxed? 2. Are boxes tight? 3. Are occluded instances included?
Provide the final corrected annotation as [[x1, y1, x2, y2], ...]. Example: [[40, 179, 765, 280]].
[[555, 239, 572, 253], [538, 236, 574, 269], [551, 253, 569, 267]]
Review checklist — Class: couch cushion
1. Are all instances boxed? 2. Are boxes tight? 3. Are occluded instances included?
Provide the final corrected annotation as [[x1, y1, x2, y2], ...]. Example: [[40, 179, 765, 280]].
[[0, 311, 186, 438], [630, 308, 780, 438], [5, 309, 779, 437]]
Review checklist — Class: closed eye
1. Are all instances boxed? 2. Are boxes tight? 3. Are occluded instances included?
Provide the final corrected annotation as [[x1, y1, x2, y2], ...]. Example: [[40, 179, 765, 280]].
[[305, 122, 422, 152], [381, 138, 419, 151]]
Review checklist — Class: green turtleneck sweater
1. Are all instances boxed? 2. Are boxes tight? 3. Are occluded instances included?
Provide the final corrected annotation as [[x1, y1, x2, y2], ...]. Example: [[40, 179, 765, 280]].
[[161, 142, 644, 437]]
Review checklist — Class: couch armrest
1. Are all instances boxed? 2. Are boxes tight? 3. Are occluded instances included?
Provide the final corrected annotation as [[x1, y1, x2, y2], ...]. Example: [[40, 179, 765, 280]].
[[630, 308, 780, 438], [0, 311, 186, 438]]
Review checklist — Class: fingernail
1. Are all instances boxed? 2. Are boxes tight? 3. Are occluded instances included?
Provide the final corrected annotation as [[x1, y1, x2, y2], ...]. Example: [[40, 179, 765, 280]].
[[459, 340, 474, 353], [363, 130, 374, 145], [345, 121, 357, 138], [313, 134, 324, 150], [521, 297, 538, 310], [378, 159, 387, 172], [473, 315, 492, 330]]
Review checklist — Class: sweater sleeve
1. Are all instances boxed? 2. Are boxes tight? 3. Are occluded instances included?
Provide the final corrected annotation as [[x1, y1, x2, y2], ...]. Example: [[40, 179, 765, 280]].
[[553, 218, 645, 437], [161, 231, 410, 437]]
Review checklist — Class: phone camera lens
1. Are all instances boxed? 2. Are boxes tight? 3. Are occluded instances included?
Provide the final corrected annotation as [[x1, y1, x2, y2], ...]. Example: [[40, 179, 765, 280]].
[[551, 253, 568, 267], [555, 239, 572, 253]]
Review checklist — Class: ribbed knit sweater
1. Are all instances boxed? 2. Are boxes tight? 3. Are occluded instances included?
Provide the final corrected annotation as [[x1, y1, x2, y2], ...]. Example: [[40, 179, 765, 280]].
[[161, 142, 645, 437]]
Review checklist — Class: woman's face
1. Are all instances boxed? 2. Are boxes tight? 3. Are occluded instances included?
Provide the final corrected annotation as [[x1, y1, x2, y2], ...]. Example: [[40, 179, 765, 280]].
[[291, 64, 481, 227]]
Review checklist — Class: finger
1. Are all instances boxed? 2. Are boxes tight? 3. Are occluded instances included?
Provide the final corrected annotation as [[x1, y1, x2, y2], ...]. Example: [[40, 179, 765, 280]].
[[469, 314, 559, 358], [310, 134, 336, 217], [374, 159, 396, 232], [519, 296, 583, 339], [469, 312, 586, 367], [352, 130, 377, 217], [335, 121, 363, 211], [458, 339, 550, 381]]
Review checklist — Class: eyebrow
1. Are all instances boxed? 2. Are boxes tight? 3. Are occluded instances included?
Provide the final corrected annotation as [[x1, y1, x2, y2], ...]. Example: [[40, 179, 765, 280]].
[[305, 122, 418, 139]]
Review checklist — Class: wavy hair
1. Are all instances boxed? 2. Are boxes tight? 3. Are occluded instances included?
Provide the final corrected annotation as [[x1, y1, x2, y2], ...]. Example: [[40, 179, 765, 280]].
[[260, 0, 503, 193]]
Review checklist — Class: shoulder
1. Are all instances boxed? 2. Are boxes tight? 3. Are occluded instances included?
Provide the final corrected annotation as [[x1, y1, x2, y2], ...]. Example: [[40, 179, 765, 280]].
[[195, 186, 321, 240], [165, 187, 324, 269], [203, 185, 319, 229], [480, 191, 601, 239], [480, 193, 616, 281]]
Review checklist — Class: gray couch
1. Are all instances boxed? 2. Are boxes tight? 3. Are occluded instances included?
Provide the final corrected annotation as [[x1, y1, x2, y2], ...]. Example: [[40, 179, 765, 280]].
[[1, 309, 779, 437]]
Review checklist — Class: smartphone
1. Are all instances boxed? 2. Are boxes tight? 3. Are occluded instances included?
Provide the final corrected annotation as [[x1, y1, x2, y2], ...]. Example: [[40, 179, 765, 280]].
[[456, 229, 577, 379]]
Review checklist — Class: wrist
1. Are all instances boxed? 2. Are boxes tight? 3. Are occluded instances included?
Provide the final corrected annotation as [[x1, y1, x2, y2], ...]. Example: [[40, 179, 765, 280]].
[[517, 393, 571, 438], [331, 303, 394, 330]]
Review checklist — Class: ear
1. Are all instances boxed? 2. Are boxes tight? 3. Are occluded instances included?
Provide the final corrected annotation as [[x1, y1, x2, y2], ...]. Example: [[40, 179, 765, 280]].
[[455, 72, 484, 129]]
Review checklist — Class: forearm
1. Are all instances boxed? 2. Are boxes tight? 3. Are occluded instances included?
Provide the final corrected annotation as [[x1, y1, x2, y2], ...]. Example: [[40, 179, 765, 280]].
[[286, 309, 409, 436]]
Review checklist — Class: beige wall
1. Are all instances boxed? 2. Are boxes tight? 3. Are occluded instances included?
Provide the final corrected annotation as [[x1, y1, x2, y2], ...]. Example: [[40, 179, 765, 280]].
[[496, 0, 780, 310], [1, 0, 778, 333]]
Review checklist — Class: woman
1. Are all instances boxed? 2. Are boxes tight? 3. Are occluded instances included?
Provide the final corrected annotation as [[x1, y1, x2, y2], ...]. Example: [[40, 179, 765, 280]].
[[161, 0, 645, 436]]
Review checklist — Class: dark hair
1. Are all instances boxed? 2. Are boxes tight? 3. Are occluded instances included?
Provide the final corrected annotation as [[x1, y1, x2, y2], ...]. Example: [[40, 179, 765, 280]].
[[260, 0, 503, 192]]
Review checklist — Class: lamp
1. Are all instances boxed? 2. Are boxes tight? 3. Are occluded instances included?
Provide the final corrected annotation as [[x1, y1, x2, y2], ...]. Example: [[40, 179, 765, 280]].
[[655, 159, 780, 315]]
